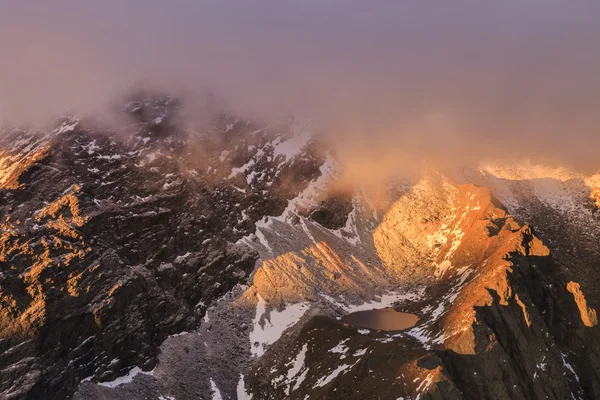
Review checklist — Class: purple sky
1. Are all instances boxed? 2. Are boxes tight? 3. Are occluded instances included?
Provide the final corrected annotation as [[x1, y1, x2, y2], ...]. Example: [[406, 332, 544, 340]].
[[1, 1, 599, 168]]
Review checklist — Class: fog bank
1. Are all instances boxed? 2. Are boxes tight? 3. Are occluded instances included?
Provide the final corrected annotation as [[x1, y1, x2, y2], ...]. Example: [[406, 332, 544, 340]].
[[1, 1, 599, 171]]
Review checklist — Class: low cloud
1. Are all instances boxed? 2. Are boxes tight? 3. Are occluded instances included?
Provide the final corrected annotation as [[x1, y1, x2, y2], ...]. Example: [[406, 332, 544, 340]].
[[1, 1, 599, 172]]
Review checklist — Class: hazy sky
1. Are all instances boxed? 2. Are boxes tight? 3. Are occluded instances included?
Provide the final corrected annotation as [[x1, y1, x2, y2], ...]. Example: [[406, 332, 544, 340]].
[[1, 1, 599, 169]]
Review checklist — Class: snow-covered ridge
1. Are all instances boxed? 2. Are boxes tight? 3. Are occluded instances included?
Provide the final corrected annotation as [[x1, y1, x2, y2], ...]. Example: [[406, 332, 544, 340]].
[[272, 118, 314, 161], [464, 161, 600, 216], [249, 295, 311, 357], [477, 161, 600, 196], [479, 161, 581, 182], [236, 153, 341, 255]]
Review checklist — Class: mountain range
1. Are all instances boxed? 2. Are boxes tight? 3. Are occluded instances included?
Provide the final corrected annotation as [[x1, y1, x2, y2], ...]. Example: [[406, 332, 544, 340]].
[[1, 94, 599, 400]]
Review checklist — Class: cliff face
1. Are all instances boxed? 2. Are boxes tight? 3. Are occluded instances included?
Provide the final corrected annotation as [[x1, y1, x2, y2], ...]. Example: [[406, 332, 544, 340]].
[[0, 96, 327, 399], [245, 178, 600, 400], [1, 98, 599, 400]]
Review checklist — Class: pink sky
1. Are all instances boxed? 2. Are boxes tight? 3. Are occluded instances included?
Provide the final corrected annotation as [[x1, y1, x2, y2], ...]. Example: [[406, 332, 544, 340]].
[[1, 1, 599, 168]]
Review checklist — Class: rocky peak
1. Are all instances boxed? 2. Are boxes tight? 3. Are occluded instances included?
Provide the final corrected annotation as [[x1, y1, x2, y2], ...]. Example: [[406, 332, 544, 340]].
[[0, 98, 331, 399]]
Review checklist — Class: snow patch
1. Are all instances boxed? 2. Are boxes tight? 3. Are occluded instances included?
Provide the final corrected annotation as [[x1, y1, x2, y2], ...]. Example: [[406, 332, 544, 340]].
[[54, 118, 80, 134], [209, 378, 223, 400], [315, 361, 358, 388], [249, 295, 310, 357], [328, 339, 349, 358], [332, 289, 424, 313], [237, 375, 253, 400], [353, 348, 368, 357], [288, 344, 309, 380], [236, 153, 341, 255], [228, 159, 255, 180], [284, 344, 309, 395], [98, 366, 154, 388], [272, 121, 313, 160]]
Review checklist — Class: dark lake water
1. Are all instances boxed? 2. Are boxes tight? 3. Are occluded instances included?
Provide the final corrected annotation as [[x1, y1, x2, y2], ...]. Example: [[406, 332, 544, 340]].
[[341, 308, 419, 331]]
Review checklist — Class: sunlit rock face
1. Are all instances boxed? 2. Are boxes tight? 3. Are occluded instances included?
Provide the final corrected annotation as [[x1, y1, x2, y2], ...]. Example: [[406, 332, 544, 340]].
[[460, 162, 600, 308], [0, 94, 331, 399], [2, 96, 600, 400], [241, 172, 599, 400]]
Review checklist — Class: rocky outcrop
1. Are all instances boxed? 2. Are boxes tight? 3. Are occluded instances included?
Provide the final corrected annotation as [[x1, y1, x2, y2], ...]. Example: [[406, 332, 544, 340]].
[[567, 281, 598, 328], [0, 95, 329, 399], [461, 163, 600, 310], [302, 193, 354, 230], [244, 176, 600, 400]]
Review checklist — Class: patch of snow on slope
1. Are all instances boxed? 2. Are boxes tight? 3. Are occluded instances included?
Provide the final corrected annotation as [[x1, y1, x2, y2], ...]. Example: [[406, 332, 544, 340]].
[[475, 161, 590, 213], [219, 150, 230, 163], [237, 154, 340, 253], [314, 361, 358, 388], [561, 353, 580, 383], [285, 344, 309, 395], [292, 368, 310, 392], [237, 375, 253, 399], [228, 159, 256, 180], [209, 378, 223, 400], [272, 119, 313, 160], [353, 348, 368, 357], [319, 293, 350, 311], [335, 289, 424, 313], [434, 260, 453, 278], [479, 161, 578, 182], [331, 202, 362, 245], [277, 154, 340, 223], [249, 295, 310, 357], [402, 267, 474, 348], [299, 217, 318, 245], [328, 339, 349, 358], [54, 118, 80, 134], [287, 344, 309, 380], [253, 228, 273, 253], [98, 366, 154, 388], [404, 327, 432, 350]]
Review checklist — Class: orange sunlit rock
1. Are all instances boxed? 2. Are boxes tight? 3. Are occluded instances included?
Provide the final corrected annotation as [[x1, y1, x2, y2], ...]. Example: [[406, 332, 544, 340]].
[[566, 281, 598, 327]]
